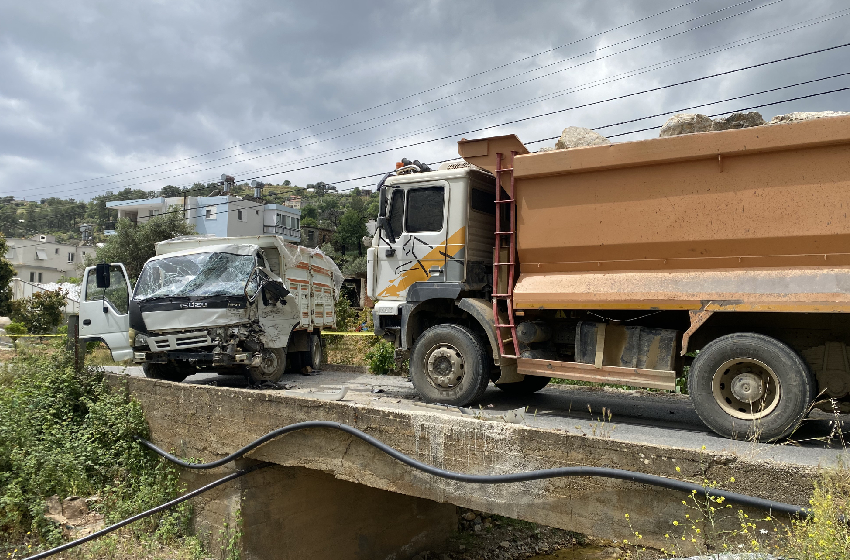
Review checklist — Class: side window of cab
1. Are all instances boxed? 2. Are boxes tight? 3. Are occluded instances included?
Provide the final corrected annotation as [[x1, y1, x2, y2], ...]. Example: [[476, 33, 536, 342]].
[[405, 186, 445, 233]]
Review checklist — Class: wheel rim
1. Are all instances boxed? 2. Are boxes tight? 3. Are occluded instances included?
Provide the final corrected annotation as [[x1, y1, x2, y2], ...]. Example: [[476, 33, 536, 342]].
[[425, 343, 465, 389], [256, 350, 280, 380], [711, 358, 781, 420]]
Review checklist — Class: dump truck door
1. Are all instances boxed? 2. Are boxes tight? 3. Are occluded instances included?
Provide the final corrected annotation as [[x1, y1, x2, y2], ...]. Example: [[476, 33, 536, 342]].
[[79, 263, 133, 361], [374, 182, 450, 300]]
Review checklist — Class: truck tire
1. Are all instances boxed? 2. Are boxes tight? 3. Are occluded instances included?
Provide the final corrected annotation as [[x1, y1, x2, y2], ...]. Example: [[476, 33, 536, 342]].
[[410, 324, 490, 406], [143, 361, 191, 383], [496, 375, 551, 395], [306, 334, 322, 371], [248, 347, 286, 383], [688, 333, 815, 442]]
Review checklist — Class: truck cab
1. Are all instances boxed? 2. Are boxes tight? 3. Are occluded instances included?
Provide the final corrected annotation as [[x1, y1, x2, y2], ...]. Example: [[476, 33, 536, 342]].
[[81, 235, 340, 383], [367, 160, 527, 404]]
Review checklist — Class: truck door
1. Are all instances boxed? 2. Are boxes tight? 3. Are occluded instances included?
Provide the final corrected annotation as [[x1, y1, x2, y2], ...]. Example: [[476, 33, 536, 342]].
[[79, 263, 133, 362], [375, 182, 450, 300]]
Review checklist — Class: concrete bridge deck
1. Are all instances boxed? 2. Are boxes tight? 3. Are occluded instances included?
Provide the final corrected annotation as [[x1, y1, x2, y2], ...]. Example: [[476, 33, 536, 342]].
[[105, 368, 849, 559]]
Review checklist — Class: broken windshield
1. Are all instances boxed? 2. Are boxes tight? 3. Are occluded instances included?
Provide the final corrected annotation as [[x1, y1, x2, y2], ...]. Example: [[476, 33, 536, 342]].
[[134, 252, 256, 300]]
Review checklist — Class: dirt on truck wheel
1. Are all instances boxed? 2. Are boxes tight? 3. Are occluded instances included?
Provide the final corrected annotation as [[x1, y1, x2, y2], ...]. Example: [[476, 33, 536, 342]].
[[688, 333, 816, 442], [410, 324, 490, 406]]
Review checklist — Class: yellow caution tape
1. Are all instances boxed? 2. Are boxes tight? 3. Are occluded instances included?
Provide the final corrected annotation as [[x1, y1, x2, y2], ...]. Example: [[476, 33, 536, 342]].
[[321, 331, 377, 337]]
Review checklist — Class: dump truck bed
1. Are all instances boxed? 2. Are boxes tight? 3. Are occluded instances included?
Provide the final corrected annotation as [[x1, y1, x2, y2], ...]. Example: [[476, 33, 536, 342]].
[[460, 116, 850, 312]]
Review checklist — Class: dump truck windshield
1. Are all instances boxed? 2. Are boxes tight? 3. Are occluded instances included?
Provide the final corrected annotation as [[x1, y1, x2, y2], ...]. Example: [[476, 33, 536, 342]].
[[134, 252, 256, 300]]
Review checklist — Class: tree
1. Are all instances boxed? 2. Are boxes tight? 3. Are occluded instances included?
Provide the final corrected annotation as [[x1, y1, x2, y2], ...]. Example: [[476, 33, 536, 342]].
[[86, 209, 195, 282], [307, 181, 337, 197], [334, 207, 368, 256], [0, 235, 16, 316], [160, 185, 184, 197], [9, 290, 67, 334]]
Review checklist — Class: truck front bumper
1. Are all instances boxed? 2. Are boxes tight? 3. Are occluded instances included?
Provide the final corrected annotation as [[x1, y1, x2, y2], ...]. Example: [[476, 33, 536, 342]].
[[133, 351, 251, 365]]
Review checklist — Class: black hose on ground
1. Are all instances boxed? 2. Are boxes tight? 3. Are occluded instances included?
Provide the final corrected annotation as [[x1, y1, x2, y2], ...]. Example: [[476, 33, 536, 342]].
[[136, 420, 811, 518], [24, 464, 269, 560]]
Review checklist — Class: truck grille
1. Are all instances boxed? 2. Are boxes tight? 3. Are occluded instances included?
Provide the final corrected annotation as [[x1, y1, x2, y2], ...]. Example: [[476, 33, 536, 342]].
[[148, 331, 211, 352]]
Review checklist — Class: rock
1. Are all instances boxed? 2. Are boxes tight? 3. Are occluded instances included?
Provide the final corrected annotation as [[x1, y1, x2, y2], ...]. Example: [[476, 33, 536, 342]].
[[462, 512, 477, 521], [769, 110, 850, 124], [659, 113, 713, 137], [554, 126, 610, 149], [711, 111, 765, 131], [536, 146, 557, 153], [0, 317, 11, 328], [499, 541, 512, 549], [473, 524, 482, 533]]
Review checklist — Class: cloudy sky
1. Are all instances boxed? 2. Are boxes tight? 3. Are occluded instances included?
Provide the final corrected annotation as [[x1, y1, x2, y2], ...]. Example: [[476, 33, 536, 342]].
[[1, 0, 848, 201]]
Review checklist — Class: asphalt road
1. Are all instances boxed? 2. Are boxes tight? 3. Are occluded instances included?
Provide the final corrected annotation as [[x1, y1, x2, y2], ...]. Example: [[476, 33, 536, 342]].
[[103, 364, 850, 468]]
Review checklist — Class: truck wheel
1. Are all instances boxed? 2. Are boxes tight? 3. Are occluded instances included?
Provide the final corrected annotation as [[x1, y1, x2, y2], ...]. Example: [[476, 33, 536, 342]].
[[496, 375, 551, 395], [688, 333, 815, 442], [306, 334, 322, 371], [143, 361, 189, 383], [249, 348, 286, 383], [410, 324, 490, 406]]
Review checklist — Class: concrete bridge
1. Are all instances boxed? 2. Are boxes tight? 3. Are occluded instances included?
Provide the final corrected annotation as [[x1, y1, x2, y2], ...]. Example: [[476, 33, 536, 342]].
[[105, 370, 847, 560]]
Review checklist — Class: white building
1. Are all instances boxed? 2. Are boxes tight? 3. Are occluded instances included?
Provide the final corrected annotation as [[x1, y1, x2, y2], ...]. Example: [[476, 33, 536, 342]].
[[4, 234, 92, 283], [106, 196, 301, 243]]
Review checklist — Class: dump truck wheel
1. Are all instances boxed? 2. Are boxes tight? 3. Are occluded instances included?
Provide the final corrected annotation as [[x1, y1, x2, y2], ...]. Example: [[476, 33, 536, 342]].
[[496, 375, 551, 395], [688, 333, 814, 442], [410, 324, 490, 406], [249, 347, 286, 383], [143, 361, 189, 383]]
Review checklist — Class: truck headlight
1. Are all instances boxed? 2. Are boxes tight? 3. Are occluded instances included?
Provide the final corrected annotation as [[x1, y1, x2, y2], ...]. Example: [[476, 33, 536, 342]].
[[134, 332, 149, 348]]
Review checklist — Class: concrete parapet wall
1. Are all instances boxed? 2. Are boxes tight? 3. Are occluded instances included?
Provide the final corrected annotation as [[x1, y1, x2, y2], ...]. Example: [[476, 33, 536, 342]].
[[107, 374, 817, 552]]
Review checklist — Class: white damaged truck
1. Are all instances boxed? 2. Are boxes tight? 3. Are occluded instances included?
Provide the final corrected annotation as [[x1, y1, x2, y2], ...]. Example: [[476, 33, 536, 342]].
[[78, 235, 342, 383]]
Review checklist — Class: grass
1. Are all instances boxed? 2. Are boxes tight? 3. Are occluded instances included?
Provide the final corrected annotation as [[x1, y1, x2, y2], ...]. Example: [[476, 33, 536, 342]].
[[0, 343, 207, 560]]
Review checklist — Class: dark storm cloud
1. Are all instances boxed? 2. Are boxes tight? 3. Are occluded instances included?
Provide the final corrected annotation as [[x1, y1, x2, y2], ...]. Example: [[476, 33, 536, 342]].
[[0, 0, 848, 200]]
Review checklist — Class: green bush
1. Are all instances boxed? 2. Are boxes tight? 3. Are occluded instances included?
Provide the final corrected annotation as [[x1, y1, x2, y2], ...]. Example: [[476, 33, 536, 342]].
[[365, 340, 396, 375], [0, 349, 190, 549], [4, 321, 27, 343], [9, 290, 67, 334]]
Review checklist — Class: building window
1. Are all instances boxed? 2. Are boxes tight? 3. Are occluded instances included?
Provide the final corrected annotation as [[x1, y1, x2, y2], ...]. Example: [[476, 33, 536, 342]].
[[38, 273, 42, 283], [55, 248, 60, 254], [29, 272, 35, 282], [205, 207, 217, 220], [237, 209, 244, 221], [68, 253, 75, 263]]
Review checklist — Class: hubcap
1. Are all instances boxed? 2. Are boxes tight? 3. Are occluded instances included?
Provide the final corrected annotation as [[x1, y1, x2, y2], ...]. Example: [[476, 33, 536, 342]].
[[425, 343, 465, 389], [712, 358, 781, 420]]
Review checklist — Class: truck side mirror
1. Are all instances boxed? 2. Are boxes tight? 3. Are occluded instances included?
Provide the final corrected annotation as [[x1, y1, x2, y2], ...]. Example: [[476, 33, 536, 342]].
[[95, 263, 111, 289]]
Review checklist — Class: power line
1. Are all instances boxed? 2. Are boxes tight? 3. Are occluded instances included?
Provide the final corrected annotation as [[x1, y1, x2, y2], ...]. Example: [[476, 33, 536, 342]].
[[19, 1, 832, 201], [34, 0, 708, 192], [33, 0, 777, 195], [9, 83, 848, 251], [21, 35, 848, 200]]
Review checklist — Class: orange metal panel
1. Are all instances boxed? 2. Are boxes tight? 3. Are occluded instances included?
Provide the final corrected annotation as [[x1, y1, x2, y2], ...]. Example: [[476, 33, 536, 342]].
[[517, 358, 676, 391]]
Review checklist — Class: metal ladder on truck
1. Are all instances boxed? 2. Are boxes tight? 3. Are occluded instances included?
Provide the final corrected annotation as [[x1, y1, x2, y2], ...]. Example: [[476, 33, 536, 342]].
[[492, 151, 519, 358]]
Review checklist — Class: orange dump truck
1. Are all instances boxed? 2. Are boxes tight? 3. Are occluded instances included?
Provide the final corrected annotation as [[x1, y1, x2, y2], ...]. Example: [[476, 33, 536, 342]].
[[366, 115, 850, 440]]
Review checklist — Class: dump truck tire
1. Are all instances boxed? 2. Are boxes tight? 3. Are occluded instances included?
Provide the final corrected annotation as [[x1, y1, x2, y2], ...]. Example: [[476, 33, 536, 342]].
[[688, 333, 814, 442], [410, 324, 490, 406], [249, 347, 286, 383], [143, 361, 190, 383], [495, 375, 551, 395]]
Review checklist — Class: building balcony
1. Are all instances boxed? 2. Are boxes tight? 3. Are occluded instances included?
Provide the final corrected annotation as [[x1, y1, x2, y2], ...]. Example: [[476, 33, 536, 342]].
[[263, 226, 301, 240]]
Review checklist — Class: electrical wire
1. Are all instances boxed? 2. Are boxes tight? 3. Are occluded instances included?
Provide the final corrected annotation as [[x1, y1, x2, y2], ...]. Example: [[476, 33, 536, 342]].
[[7, 78, 850, 248], [135, 421, 811, 517], [32, 0, 712, 192], [18, 32, 849, 203], [23, 464, 269, 560], [30, 0, 782, 195]]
